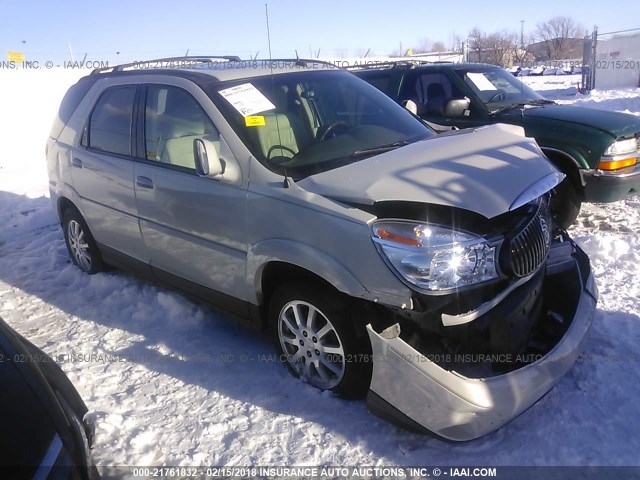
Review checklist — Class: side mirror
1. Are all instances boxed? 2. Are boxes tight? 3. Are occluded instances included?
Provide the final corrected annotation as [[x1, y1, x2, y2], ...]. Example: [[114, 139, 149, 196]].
[[444, 97, 471, 117], [402, 99, 418, 116], [193, 138, 223, 177]]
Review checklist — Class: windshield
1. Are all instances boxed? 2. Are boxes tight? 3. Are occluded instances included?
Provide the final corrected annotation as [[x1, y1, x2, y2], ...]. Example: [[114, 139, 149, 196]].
[[455, 68, 546, 112], [206, 70, 433, 179]]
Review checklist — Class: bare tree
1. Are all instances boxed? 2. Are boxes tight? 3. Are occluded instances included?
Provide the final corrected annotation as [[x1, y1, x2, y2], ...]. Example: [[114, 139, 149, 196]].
[[467, 28, 519, 66], [484, 31, 517, 66], [468, 28, 486, 62], [536, 16, 582, 59], [414, 37, 432, 54], [431, 41, 447, 52], [512, 32, 536, 64]]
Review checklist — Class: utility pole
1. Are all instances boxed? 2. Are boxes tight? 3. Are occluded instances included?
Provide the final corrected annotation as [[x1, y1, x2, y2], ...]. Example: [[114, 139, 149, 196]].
[[520, 20, 524, 48]]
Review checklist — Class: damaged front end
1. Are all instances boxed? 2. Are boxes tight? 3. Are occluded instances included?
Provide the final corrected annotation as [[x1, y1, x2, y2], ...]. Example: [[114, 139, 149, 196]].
[[364, 196, 598, 441]]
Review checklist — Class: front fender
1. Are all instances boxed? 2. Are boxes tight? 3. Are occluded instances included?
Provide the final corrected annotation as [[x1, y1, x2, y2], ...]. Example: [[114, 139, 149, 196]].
[[246, 239, 369, 305], [539, 144, 590, 170]]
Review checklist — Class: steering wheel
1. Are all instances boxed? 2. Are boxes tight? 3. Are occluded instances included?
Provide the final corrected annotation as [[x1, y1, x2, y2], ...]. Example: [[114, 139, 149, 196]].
[[487, 90, 506, 102], [316, 121, 352, 142], [266, 145, 297, 163]]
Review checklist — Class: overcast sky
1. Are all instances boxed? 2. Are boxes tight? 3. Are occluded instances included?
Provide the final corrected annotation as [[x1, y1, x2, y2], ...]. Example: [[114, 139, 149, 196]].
[[2, 0, 639, 63]]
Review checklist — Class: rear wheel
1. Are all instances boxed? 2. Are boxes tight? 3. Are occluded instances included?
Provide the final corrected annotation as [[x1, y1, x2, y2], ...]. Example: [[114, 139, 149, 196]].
[[62, 208, 103, 274], [269, 284, 372, 398]]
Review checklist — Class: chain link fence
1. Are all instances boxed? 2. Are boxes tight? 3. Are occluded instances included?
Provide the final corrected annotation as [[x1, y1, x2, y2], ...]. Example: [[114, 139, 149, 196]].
[[582, 27, 640, 92]]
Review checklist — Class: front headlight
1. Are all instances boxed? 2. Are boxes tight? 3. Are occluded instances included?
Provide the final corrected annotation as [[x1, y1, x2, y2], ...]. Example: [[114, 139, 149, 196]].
[[371, 221, 501, 292], [599, 137, 638, 171], [603, 137, 637, 157]]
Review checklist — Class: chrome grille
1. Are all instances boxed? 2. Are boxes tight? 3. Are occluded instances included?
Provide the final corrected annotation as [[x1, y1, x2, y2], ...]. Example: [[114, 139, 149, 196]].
[[507, 200, 552, 278]]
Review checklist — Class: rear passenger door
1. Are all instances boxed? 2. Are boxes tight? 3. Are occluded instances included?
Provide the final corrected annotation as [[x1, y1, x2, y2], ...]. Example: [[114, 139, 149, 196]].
[[71, 84, 147, 263], [133, 83, 249, 314]]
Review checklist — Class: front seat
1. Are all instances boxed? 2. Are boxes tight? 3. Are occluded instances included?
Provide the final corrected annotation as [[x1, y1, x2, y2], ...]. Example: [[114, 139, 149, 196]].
[[426, 83, 448, 115], [159, 94, 219, 169], [249, 112, 312, 163], [398, 81, 425, 116]]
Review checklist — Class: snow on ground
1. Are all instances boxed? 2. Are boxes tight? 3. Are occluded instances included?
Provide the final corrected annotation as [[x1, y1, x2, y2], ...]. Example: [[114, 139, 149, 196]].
[[522, 73, 640, 115], [1, 68, 640, 471]]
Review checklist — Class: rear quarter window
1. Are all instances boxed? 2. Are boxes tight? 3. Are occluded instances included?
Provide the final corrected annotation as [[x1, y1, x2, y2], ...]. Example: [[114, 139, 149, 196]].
[[49, 76, 98, 140]]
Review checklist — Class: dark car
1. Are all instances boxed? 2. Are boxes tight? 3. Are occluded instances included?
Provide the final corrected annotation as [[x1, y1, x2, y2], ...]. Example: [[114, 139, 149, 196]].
[[352, 62, 640, 227], [0, 316, 97, 479]]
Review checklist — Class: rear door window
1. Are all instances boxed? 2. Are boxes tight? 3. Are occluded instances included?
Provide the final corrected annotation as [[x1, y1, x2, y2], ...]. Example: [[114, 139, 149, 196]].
[[87, 86, 136, 156]]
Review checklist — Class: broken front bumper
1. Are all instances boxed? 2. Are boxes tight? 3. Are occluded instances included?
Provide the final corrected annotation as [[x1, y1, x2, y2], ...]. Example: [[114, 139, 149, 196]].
[[366, 242, 598, 441], [582, 163, 640, 203]]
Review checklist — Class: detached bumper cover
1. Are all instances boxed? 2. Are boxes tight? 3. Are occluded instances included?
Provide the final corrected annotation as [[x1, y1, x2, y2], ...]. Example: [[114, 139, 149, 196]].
[[366, 246, 597, 441]]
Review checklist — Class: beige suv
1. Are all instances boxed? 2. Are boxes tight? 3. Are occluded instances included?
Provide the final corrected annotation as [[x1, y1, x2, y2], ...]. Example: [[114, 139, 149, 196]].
[[46, 57, 597, 440]]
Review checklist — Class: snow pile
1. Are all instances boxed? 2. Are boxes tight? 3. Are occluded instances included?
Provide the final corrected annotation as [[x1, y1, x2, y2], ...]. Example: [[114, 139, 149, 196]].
[[521, 73, 640, 115], [1, 68, 640, 469]]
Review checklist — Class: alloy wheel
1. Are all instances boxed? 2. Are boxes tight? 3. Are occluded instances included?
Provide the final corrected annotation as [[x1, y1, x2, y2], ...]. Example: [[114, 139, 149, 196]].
[[67, 220, 92, 271], [277, 300, 346, 389]]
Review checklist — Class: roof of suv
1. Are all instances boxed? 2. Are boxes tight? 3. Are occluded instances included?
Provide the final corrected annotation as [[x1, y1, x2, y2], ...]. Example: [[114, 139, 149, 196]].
[[349, 61, 498, 72], [88, 58, 340, 86]]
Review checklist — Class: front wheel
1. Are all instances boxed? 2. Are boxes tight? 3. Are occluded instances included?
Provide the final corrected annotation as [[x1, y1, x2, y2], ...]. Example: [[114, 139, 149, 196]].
[[552, 178, 582, 229], [269, 284, 372, 398]]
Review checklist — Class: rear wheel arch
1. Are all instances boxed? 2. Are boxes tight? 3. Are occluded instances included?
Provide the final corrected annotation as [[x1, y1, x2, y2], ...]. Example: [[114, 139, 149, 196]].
[[57, 196, 79, 223]]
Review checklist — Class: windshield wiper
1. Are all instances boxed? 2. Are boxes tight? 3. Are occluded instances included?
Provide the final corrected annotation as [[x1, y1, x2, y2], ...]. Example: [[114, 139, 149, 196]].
[[350, 140, 411, 158], [490, 99, 555, 115], [527, 99, 555, 106]]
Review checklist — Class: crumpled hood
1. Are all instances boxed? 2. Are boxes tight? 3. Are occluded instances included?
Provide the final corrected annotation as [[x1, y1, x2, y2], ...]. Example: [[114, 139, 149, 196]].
[[513, 104, 640, 137], [297, 124, 562, 219]]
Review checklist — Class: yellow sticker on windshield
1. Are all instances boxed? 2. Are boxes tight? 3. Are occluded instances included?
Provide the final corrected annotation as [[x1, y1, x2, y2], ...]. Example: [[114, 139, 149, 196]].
[[245, 115, 266, 127]]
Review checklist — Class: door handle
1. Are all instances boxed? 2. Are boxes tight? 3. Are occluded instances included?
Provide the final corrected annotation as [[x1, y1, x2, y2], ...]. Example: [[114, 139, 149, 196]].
[[135, 176, 154, 189], [72, 158, 83, 168]]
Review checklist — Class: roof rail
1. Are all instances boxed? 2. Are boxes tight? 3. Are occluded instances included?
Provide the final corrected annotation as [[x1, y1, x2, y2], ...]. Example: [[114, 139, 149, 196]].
[[90, 55, 242, 75], [344, 59, 438, 71], [255, 58, 341, 69]]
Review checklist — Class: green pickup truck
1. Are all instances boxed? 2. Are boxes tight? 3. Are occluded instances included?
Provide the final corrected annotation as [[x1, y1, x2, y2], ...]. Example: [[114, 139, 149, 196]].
[[353, 62, 640, 227]]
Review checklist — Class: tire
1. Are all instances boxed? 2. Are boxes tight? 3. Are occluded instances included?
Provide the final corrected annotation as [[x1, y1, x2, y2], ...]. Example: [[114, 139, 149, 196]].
[[552, 178, 582, 229], [269, 284, 372, 399], [62, 207, 103, 274]]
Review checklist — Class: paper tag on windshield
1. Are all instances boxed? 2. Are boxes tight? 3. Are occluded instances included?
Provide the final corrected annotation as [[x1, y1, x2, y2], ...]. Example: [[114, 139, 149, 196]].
[[218, 83, 276, 117], [467, 73, 498, 91]]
